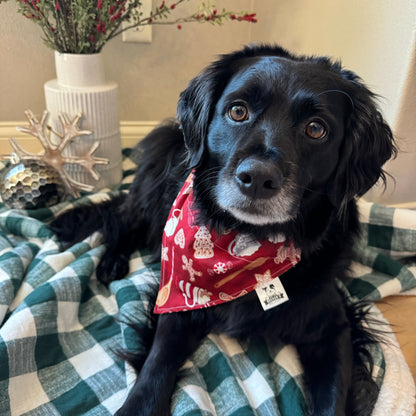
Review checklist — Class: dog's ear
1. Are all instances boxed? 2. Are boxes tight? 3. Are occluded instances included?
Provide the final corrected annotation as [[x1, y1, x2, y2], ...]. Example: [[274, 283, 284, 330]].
[[177, 73, 217, 168], [178, 58, 235, 168], [329, 74, 396, 211]]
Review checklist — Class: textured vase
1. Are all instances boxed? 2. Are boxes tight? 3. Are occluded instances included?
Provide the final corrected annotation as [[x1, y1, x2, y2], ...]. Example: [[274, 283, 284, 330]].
[[44, 52, 122, 190]]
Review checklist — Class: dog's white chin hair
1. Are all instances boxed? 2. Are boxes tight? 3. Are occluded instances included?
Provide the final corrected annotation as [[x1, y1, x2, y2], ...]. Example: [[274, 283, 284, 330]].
[[225, 206, 294, 225], [215, 184, 297, 225]]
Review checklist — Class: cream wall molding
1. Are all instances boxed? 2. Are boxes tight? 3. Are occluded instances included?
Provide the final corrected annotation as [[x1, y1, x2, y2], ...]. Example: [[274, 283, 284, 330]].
[[0, 120, 159, 153]]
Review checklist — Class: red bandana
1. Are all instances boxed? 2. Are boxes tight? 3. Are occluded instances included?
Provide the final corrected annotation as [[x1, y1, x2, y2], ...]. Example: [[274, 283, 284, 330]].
[[153, 174, 301, 314]]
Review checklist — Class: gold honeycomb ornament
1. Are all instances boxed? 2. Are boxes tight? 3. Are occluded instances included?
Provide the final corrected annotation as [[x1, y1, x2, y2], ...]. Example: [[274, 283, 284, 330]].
[[0, 110, 109, 209], [0, 160, 66, 209]]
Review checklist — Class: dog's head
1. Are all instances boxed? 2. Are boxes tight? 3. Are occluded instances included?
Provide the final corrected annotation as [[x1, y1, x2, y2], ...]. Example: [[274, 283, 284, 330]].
[[177, 44, 396, 227]]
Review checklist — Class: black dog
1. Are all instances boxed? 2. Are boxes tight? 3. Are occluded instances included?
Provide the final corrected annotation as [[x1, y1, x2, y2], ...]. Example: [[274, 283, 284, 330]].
[[51, 44, 396, 416]]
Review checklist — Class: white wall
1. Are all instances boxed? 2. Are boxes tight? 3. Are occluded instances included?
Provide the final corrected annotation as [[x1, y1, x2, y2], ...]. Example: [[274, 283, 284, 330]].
[[250, 0, 416, 205], [251, 0, 416, 126], [0, 1, 252, 121], [1, 0, 416, 204]]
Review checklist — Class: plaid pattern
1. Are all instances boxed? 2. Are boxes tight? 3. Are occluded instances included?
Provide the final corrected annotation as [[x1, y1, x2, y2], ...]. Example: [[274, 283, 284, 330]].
[[0, 151, 415, 416], [347, 201, 416, 301]]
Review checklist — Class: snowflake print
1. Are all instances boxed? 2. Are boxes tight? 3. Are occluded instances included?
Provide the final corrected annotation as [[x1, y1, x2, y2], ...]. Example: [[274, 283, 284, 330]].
[[213, 262, 228, 274]]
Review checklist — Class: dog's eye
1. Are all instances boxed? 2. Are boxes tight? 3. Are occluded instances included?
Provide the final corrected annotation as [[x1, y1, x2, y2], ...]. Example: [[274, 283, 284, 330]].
[[305, 121, 328, 140], [228, 104, 249, 122]]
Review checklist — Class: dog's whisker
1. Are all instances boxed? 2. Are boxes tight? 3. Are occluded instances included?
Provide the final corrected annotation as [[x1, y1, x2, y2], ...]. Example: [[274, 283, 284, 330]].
[[318, 89, 355, 110]]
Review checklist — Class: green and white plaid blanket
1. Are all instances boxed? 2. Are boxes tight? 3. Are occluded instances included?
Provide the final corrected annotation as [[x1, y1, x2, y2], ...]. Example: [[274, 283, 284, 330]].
[[0, 150, 415, 416]]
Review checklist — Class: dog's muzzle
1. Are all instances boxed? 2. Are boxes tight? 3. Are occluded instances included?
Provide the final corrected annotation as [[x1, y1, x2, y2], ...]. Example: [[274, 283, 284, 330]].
[[215, 156, 298, 226]]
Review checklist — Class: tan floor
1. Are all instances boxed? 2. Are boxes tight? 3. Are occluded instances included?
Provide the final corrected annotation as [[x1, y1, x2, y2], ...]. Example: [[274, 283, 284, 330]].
[[377, 295, 416, 414]]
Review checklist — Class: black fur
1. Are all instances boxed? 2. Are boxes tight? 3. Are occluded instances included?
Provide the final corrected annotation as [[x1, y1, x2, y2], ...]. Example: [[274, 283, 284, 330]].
[[50, 44, 396, 416]]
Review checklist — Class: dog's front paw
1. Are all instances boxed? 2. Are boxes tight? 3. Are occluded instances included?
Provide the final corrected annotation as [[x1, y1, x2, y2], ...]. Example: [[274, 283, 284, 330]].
[[115, 408, 170, 416], [49, 212, 82, 245], [96, 253, 130, 285], [115, 399, 171, 416]]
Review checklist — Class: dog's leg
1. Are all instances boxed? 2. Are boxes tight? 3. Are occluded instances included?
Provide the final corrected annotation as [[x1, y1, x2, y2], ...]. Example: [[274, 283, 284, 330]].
[[296, 324, 352, 416], [116, 312, 209, 416], [345, 302, 379, 415], [95, 193, 155, 284], [96, 218, 145, 284], [346, 362, 378, 416], [50, 194, 126, 245], [50, 194, 142, 284]]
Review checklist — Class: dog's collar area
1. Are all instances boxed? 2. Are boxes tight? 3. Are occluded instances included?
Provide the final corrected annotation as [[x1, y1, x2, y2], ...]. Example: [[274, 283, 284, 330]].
[[154, 174, 301, 314]]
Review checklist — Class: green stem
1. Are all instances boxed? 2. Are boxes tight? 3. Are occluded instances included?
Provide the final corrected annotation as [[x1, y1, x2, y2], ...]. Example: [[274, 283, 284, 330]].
[[70, 0, 78, 53]]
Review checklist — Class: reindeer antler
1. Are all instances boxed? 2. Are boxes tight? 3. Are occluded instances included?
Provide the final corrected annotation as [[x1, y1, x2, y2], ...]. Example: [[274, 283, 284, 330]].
[[1, 110, 109, 198]]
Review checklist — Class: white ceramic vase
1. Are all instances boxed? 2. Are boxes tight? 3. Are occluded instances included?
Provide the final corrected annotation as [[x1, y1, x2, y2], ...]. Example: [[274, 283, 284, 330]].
[[44, 51, 122, 190]]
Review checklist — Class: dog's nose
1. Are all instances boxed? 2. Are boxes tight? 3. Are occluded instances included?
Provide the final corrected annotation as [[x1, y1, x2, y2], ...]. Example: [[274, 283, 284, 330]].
[[235, 158, 282, 199]]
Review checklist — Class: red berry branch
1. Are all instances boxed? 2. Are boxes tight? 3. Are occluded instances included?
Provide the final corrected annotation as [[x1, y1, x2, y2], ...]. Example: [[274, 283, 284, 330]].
[[2, 0, 256, 53]]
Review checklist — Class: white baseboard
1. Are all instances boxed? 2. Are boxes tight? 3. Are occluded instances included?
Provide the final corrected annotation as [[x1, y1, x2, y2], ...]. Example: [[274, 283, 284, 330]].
[[386, 201, 416, 210], [0, 120, 159, 154]]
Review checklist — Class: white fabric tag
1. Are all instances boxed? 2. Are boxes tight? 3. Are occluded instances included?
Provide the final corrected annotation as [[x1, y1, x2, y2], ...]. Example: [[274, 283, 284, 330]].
[[255, 276, 289, 310]]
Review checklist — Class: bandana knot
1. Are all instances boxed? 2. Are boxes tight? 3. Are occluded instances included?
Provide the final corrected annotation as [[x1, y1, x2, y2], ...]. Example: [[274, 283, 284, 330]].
[[154, 174, 301, 314]]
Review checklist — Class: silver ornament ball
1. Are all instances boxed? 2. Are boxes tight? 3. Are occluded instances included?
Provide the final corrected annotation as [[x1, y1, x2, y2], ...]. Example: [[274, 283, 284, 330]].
[[1, 160, 66, 209]]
